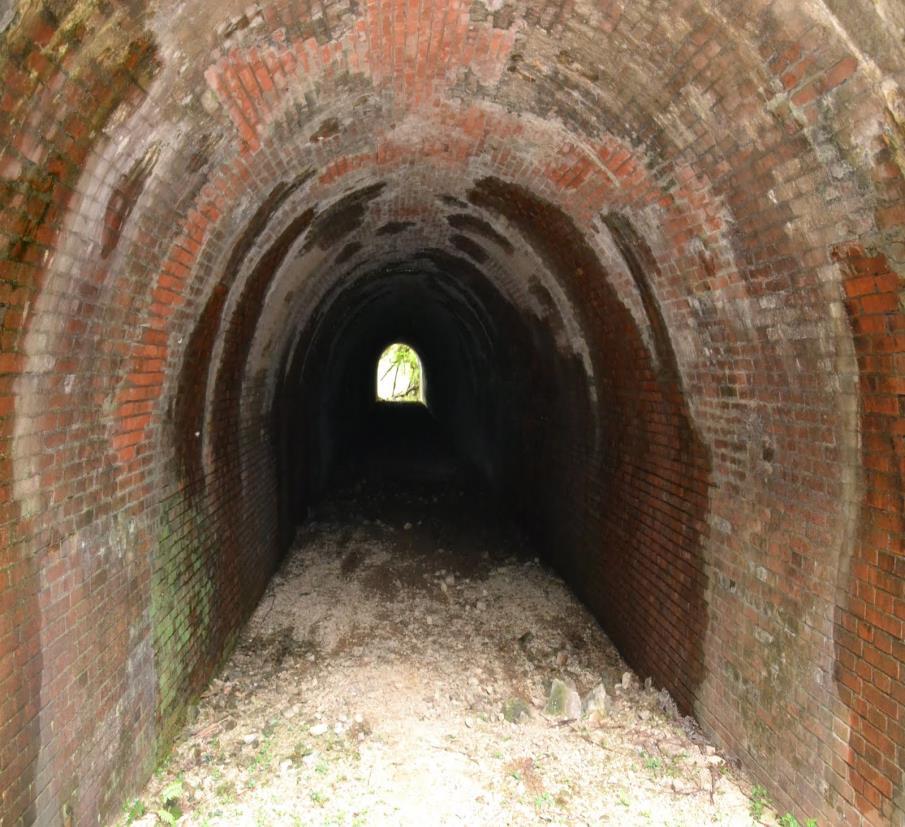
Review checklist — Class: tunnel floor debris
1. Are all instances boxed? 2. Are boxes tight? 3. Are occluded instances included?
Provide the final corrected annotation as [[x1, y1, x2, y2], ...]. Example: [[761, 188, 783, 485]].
[[121, 480, 782, 826]]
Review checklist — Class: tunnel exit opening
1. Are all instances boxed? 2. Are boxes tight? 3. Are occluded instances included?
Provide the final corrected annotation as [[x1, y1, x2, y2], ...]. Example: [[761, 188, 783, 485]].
[[376, 342, 426, 405]]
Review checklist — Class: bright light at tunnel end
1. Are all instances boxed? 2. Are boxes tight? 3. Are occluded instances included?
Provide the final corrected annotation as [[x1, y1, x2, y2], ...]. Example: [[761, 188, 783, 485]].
[[376, 342, 426, 405]]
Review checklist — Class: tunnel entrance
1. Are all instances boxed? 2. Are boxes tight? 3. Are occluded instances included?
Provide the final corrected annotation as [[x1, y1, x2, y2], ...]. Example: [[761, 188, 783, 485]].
[[3, 0, 900, 822]]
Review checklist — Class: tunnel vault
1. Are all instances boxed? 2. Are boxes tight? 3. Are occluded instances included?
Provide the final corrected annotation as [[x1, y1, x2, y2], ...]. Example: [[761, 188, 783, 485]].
[[2, 0, 905, 823]]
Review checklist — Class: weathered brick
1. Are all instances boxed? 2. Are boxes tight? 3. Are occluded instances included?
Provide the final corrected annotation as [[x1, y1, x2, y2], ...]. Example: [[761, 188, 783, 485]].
[[1, 1, 904, 826]]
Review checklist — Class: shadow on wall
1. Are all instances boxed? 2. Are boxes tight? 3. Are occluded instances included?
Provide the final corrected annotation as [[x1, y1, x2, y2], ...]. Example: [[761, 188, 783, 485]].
[[468, 177, 713, 717]]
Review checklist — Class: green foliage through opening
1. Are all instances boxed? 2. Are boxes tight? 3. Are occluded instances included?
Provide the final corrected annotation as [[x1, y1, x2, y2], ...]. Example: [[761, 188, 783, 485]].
[[376, 343, 426, 404]]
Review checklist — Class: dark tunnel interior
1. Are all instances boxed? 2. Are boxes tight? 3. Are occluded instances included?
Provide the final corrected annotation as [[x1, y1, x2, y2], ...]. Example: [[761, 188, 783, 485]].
[[274, 247, 597, 553], [189, 172, 719, 740]]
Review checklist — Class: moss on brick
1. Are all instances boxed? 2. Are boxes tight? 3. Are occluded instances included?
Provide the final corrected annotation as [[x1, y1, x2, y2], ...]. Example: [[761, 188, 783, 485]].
[[151, 492, 215, 747]]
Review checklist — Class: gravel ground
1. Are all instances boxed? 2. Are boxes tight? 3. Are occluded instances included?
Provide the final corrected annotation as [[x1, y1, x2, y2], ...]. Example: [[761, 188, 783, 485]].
[[119, 480, 786, 827]]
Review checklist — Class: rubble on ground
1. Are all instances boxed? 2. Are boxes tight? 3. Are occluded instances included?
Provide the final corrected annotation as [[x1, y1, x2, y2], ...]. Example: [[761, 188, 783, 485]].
[[119, 483, 780, 826]]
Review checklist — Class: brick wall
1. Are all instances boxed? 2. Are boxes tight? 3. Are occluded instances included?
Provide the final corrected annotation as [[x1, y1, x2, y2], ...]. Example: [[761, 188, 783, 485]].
[[833, 245, 905, 822], [2, 0, 904, 824]]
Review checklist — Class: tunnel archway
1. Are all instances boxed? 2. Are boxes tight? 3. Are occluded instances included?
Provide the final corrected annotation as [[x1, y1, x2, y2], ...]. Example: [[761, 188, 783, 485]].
[[375, 343, 426, 404], [2, 0, 904, 823]]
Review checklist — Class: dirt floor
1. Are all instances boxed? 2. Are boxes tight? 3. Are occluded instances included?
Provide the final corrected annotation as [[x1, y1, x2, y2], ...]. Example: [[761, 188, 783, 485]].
[[120, 479, 792, 826]]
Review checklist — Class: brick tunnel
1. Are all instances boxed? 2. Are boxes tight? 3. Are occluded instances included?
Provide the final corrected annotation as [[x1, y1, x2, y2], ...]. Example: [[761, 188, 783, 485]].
[[2, 0, 905, 823]]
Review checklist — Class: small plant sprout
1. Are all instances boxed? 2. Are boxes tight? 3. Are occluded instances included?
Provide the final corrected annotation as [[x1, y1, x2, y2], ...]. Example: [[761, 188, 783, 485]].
[[156, 777, 185, 824], [122, 798, 146, 824], [749, 783, 770, 820], [641, 750, 662, 774], [533, 792, 554, 811], [779, 815, 818, 827]]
